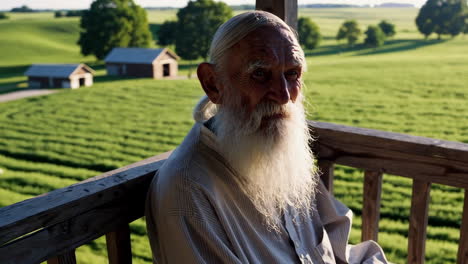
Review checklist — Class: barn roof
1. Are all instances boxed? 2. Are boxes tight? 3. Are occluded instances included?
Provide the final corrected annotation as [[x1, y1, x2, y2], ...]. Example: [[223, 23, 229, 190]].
[[25, 64, 94, 78], [104, 47, 178, 64]]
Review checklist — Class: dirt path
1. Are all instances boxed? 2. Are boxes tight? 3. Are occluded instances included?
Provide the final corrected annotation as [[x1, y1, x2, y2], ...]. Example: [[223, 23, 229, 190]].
[[0, 89, 58, 103]]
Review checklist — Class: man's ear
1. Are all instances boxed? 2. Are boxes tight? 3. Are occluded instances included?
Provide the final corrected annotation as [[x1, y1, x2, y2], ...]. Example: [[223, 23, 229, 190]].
[[197, 62, 223, 104]]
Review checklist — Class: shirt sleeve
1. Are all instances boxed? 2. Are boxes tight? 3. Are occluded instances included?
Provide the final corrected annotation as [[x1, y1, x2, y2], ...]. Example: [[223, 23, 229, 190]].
[[316, 181, 389, 264], [145, 172, 242, 264]]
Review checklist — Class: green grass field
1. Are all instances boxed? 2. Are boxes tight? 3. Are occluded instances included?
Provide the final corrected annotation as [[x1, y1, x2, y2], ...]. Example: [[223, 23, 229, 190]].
[[0, 7, 467, 264]]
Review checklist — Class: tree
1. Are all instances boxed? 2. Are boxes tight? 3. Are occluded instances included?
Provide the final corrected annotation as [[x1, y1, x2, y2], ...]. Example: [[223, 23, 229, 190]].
[[10, 5, 34, 12], [416, 1, 436, 39], [364, 25, 386, 48], [378, 20, 396, 37], [175, 0, 232, 62], [54, 11, 64, 18], [416, 0, 467, 39], [297, 17, 321, 50], [66, 10, 84, 17], [0, 12, 9, 19], [465, 15, 468, 34], [78, 0, 152, 60], [157, 20, 177, 46], [336, 20, 361, 47]]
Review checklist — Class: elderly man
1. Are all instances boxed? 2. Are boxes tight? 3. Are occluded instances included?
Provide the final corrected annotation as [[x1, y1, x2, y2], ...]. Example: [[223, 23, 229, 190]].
[[146, 11, 388, 264]]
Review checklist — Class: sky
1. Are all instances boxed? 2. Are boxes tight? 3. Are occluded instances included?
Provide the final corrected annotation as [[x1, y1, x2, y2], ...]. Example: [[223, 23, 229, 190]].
[[1, 0, 426, 10]]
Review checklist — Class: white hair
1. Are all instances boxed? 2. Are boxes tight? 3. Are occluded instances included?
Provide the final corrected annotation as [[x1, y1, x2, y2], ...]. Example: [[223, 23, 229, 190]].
[[208, 11, 303, 69]]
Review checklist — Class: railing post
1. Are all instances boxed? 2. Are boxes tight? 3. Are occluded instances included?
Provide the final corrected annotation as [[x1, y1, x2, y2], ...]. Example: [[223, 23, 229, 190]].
[[106, 224, 132, 264], [318, 159, 335, 194], [47, 250, 76, 264], [457, 189, 468, 264], [408, 180, 431, 264], [255, 0, 298, 30], [361, 170, 383, 242]]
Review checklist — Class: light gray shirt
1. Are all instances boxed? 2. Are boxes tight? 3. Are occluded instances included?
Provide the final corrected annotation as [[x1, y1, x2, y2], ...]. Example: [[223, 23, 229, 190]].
[[145, 121, 388, 264]]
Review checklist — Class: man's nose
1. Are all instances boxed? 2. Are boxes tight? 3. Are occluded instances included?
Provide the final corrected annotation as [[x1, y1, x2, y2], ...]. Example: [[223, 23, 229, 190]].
[[266, 75, 290, 105]]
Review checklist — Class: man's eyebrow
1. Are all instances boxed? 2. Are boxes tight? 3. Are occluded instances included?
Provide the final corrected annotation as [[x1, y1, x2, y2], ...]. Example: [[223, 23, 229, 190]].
[[247, 60, 270, 72], [246, 59, 303, 72]]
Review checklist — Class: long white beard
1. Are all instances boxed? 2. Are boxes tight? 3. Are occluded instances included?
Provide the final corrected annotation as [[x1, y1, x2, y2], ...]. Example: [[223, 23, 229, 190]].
[[210, 95, 318, 232]]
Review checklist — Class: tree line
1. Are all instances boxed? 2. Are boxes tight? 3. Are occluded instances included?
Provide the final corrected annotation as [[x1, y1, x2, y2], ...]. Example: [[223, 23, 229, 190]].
[[77, 0, 467, 64], [55, 10, 84, 18], [335, 20, 396, 48]]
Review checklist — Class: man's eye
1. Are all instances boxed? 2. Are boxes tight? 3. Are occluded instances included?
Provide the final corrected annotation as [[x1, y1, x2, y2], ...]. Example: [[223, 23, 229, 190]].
[[285, 70, 300, 80], [252, 69, 266, 80]]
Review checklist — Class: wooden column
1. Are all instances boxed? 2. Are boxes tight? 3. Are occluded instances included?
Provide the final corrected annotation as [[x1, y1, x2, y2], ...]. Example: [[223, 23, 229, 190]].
[[361, 170, 383, 242], [318, 159, 335, 194], [106, 225, 132, 264], [457, 189, 468, 264], [47, 250, 76, 264], [408, 180, 431, 264], [255, 0, 298, 30]]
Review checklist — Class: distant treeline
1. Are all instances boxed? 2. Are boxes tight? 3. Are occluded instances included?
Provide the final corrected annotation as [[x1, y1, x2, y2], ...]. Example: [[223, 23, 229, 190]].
[[300, 3, 414, 8], [145, 3, 415, 10], [55, 10, 84, 18], [8, 5, 85, 14], [10, 5, 34, 12]]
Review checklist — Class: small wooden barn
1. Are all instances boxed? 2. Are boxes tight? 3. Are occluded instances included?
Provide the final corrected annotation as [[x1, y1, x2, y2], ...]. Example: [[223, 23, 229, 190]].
[[24, 64, 94, 89], [104, 47, 179, 79]]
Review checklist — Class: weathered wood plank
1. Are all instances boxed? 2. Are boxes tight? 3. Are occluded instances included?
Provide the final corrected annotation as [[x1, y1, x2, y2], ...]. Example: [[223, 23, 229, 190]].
[[457, 189, 468, 264], [255, 0, 298, 29], [315, 137, 468, 173], [408, 180, 431, 264], [318, 159, 334, 194], [332, 155, 468, 189], [47, 250, 76, 264], [309, 120, 468, 164], [106, 225, 132, 264], [361, 170, 383, 242], [0, 151, 170, 247], [0, 187, 146, 264], [309, 121, 468, 189]]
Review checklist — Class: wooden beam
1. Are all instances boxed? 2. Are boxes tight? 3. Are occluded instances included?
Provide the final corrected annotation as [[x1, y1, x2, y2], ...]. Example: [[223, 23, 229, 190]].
[[361, 170, 383, 242], [106, 225, 133, 264], [47, 250, 76, 264], [309, 121, 468, 189], [408, 180, 431, 264], [0, 152, 170, 247], [318, 159, 335, 194], [457, 189, 468, 264], [0, 193, 145, 264], [255, 0, 298, 30]]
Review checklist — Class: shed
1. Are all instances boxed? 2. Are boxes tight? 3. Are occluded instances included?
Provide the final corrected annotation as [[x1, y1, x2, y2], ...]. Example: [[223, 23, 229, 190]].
[[104, 47, 179, 79], [24, 64, 94, 89]]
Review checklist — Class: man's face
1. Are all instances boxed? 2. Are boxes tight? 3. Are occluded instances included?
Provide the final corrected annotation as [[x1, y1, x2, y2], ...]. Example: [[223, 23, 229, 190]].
[[211, 25, 315, 230], [221, 26, 304, 115]]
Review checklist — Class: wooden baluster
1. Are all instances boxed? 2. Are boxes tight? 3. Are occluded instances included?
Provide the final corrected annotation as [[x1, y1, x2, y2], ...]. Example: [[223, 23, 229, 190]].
[[361, 170, 383, 242], [457, 189, 468, 264], [106, 224, 132, 264], [255, 0, 298, 30], [318, 159, 335, 194], [47, 250, 76, 264], [408, 180, 431, 264]]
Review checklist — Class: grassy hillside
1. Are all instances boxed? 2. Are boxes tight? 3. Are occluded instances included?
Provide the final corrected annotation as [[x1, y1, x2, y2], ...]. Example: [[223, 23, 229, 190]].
[[0, 8, 467, 264], [0, 15, 94, 93]]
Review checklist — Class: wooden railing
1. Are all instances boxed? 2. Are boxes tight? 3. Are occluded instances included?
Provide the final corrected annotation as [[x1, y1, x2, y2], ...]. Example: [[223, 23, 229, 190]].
[[0, 121, 467, 264]]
